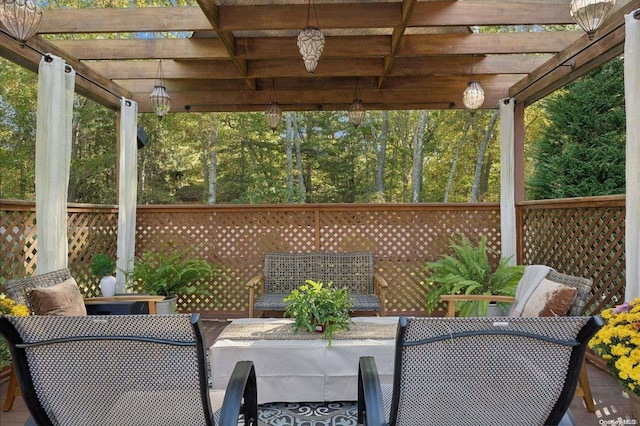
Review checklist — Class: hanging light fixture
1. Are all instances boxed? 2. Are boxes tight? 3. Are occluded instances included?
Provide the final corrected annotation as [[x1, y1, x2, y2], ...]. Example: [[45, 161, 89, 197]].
[[463, 81, 485, 113], [462, 60, 484, 113], [0, 0, 42, 42], [570, 0, 616, 40], [149, 60, 171, 120], [348, 78, 365, 128], [264, 79, 282, 132], [297, 0, 325, 75]]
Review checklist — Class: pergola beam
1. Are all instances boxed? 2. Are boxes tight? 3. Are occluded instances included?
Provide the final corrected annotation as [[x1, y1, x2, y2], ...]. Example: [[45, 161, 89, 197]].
[[52, 32, 578, 61], [38, 2, 576, 35], [511, 0, 639, 105]]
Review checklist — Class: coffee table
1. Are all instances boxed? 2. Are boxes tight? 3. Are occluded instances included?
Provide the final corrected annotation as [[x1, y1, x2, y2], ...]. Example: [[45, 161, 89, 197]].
[[209, 317, 398, 404]]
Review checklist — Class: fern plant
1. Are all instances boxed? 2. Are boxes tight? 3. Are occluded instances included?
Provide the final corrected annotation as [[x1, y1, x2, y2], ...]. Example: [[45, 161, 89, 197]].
[[424, 235, 524, 317]]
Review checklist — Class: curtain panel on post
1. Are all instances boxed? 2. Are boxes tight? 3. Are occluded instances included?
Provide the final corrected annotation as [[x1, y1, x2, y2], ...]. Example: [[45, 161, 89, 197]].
[[499, 98, 517, 265], [625, 11, 640, 301], [35, 55, 75, 274], [115, 99, 138, 293]]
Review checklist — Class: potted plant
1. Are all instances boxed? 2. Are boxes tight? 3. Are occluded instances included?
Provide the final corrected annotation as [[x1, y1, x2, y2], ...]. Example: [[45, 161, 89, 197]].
[[284, 279, 353, 344], [424, 235, 524, 317], [91, 253, 117, 297], [130, 243, 216, 314], [589, 298, 640, 418]]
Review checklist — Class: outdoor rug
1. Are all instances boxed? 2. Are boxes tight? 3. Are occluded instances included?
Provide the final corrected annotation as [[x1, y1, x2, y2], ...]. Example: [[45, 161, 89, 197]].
[[256, 401, 358, 425]]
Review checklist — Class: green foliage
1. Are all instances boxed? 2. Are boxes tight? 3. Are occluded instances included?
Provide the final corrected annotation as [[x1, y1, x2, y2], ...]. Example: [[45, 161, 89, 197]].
[[528, 58, 625, 199], [284, 279, 353, 344], [424, 235, 524, 316], [130, 243, 217, 298], [91, 253, 116, 277]]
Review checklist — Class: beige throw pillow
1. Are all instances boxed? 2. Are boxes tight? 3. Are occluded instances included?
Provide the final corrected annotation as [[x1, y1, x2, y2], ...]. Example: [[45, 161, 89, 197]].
[[520, 278, 577, 317], [29, 278, 87, 316]]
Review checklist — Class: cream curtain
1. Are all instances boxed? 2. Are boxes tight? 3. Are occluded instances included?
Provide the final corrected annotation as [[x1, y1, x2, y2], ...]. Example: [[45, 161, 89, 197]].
[[625, 11, 640, 301], [115, 99, 139, 293], [35, 55, 75, 274], [499, 98, 517, 265]]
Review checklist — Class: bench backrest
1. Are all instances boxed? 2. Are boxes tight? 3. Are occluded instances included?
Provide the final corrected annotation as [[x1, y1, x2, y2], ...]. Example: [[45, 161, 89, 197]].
[[264, 252, 374, 294]]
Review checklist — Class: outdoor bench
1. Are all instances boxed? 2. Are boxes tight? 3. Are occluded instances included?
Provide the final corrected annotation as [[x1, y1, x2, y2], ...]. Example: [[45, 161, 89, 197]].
[[245, 252, 388, 318]]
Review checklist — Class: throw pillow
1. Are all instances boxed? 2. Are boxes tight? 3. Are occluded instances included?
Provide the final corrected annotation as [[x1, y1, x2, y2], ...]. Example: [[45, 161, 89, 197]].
[[29, 278, 87, 316], [520, 278, 577, 317]]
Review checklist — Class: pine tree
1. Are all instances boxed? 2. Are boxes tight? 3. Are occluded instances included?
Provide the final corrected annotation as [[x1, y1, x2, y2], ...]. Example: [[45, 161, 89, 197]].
[[528, 58, 625, 199]]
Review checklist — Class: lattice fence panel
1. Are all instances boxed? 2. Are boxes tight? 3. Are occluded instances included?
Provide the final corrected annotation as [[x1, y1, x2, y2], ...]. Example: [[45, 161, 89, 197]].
[[0, 204, 38, 280], [318, 206, 501, 316], [0, 202, 118, 297], [3, 198, 627, 319], [136, 208, 318, 317], [67, 208, 119, 296], [520, 198, 625, 316]]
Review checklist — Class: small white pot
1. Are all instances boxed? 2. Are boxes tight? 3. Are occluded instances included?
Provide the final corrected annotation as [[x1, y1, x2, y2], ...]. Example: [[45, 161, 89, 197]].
[[100, 275, 117, 297]]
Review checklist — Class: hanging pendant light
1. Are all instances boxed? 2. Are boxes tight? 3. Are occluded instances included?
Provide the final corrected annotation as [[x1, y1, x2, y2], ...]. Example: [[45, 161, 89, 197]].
[[149, 60, 171, 120], [348, 78, 365, 128], [570, 0, 616, 40], [0, 0, 42, 42], [264, 80, 282, 132], [462, 81, 485, 113], [297, 0, 325, 75], [462, 60, 484, 113]]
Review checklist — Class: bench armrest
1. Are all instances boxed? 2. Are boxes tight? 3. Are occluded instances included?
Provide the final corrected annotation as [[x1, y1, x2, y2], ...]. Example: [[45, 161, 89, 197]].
[[439, 294, 515, 317], [373, 273, 388, 316], [246, 275, 264, 318]]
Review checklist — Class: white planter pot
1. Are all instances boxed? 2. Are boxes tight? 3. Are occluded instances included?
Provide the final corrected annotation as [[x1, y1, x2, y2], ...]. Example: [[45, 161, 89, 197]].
[[155, 296, 178, 314], [99, 276, 117, 297], [486, 303, 506, 317]]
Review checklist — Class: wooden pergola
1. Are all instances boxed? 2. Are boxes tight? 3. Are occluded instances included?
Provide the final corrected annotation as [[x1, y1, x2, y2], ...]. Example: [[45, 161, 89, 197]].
[[0, 0, 636, 114]]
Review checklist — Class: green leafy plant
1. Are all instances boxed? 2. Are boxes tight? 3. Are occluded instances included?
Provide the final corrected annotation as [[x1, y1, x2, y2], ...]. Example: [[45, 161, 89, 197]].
[[424, 235, 524, 317], [284, 279, 353, 344], [130, 244, 217, 298], [91, 253, 116, 278]]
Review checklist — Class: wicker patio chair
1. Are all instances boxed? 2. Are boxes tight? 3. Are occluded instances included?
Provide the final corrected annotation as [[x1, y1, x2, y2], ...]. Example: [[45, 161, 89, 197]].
[[357, 316, 602, 426], [439, 268, 596, 412], [4, 268, 73, 309], [0, 313, 258, 426], [2, 268, 73, 412]]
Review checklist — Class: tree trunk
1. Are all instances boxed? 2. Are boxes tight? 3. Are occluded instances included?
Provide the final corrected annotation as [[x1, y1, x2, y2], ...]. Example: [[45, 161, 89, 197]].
[[471, 109, 499, 202], [375, 111, 389, 200], [285, 112, 295, 203], [444, 114, 474, 202], [293, 112, 306, 202], [411, 110, 428, 203], [207, 112, 218, 204]]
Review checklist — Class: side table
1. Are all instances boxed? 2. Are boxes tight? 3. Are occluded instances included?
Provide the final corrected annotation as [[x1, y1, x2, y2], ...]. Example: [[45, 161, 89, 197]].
[[83, 295, 166, 315]]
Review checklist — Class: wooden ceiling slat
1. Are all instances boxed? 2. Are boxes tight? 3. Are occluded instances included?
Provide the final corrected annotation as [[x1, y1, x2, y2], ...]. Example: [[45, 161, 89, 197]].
[[39, 7, 212, 34], [38, 1, 575, 35], [89, 60, 242, 80], [51, 39, 230, 60], [399, 32, 580, 55]]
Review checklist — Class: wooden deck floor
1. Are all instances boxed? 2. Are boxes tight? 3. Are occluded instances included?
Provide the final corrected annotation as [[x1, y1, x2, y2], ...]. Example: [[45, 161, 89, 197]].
[[1, 319, 635, 425]]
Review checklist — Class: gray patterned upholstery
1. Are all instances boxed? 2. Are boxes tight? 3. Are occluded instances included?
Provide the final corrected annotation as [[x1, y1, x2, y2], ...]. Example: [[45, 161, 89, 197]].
[[0, 314, 257, 426], [357, 316, 601, 426], [252, 252, 384, 314]]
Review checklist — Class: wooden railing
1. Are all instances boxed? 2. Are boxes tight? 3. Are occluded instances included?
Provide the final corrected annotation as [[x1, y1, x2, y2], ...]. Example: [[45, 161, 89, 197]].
[[0, 197, 625, 318]]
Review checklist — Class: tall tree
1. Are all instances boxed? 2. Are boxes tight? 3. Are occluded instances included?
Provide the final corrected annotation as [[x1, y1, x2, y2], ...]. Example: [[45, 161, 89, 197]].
[[528, 58, 625, 199], [411, 111, 428, 202], [445, 115, 473, 202], [206, 112, 218, 204], [470, 109, 499, 202], [375, 111, 389, 201]]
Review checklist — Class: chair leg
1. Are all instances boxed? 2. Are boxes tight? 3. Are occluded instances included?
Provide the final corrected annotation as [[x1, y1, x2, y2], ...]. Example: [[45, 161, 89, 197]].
[[576, 363, 596, 413], [2, 366, 21, 412]]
